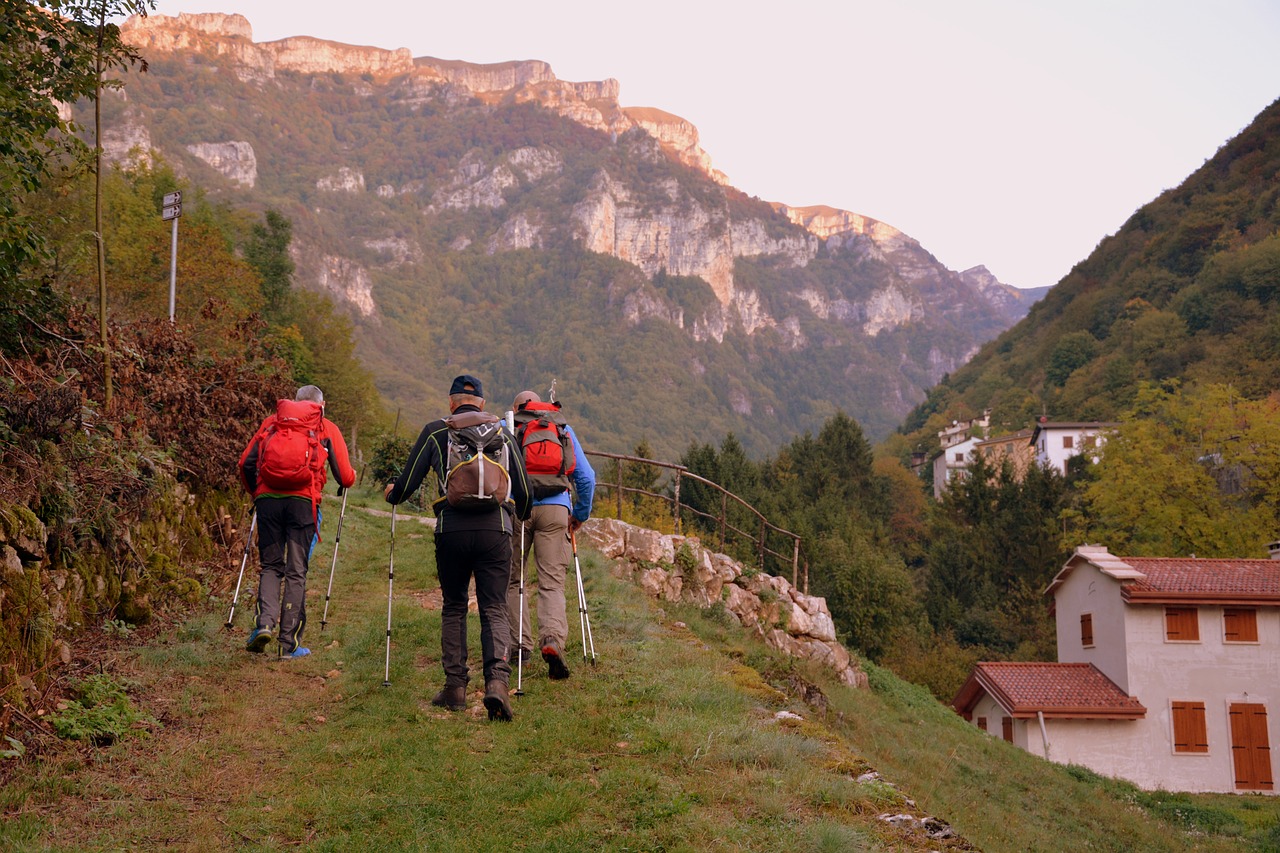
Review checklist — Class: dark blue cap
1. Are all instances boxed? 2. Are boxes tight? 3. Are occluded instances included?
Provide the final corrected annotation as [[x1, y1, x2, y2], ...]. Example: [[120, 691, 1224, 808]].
[[449, 374, 484, 398]]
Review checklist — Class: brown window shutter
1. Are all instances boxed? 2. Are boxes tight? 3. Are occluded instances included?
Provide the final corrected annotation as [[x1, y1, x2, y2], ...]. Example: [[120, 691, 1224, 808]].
[[1224, 608, 1258, 643], [1002, 717, 1014, 743], [1063, 435, 1074, 449], [1172, 701, 1208, 753], [977, 716, 987, 732], [1080, 613, 1094, 646], [1165, 606, 1200, 641]]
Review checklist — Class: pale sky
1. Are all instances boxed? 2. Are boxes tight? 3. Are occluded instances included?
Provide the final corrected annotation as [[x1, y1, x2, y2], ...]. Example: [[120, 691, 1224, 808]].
[[135, 0, 1280, 289]]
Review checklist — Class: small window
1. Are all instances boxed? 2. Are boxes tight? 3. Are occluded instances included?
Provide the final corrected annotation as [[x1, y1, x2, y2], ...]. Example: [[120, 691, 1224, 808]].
[[1224, 608, 1259, 643], [954, 452, 964, 463], [1084, 436, 1098, 449], [1062, 435, 1074, 449], [1080, 613, 1094, 647], [1002, 717, 1014, 743], [1172, 701, 1209, 753], [1165, 606, 1200, 642], [977, 716, 988, 732]]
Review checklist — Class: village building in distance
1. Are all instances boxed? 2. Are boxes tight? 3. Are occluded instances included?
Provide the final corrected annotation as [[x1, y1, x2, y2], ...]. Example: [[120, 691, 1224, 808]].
[[952, 545, 1279, 794]]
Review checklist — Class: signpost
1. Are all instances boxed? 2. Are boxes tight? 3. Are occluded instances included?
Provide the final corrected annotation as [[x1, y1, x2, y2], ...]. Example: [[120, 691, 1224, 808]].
[[161, 191, 182, 322]]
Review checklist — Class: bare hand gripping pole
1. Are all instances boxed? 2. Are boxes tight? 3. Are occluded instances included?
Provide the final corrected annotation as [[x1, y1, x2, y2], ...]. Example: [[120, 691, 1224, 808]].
[[319, 488, 350, 631], [382, 505, 397, 687], [225, 508, 258, 628]]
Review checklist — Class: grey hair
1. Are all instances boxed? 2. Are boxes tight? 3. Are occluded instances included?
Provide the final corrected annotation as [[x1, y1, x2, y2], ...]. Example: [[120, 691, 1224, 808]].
[[295, 385, 324, 403]]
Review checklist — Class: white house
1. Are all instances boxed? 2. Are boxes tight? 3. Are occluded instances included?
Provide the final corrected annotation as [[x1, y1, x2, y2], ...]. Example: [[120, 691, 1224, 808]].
[[953, 544, 1279, 794], [1028, 420, 1116, 475], [930, 412, 989, 499]]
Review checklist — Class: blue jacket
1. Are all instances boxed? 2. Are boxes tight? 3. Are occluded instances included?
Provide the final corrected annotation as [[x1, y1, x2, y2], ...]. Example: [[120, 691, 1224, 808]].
[[535, 424, 595, 523]]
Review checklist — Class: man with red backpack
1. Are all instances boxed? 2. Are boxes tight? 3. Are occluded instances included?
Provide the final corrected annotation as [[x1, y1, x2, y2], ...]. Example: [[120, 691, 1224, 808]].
[[507, 390, 596, 681], [238, 385, 356, 658]]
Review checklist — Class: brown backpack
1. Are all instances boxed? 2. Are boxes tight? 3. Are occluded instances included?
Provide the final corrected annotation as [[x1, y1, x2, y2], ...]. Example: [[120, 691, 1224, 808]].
[[437, 411, 511, 511]]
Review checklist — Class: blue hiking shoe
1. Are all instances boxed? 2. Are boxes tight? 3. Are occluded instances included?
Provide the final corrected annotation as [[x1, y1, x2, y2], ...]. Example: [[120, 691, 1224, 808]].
[[245, 627, 275, 653], [286, 647, 311, 659]]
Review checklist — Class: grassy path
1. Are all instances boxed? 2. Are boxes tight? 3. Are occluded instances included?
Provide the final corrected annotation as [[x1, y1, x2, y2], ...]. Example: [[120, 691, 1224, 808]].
[[3, 486, 1278, 851]]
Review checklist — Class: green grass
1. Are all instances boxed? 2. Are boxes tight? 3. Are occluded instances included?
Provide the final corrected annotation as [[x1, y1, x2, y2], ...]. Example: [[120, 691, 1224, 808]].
[[2, 484, 1278, 851]]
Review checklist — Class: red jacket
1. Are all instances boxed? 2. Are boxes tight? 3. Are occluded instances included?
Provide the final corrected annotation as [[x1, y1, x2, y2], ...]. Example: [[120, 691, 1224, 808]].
[[238, 400, 357, 501]]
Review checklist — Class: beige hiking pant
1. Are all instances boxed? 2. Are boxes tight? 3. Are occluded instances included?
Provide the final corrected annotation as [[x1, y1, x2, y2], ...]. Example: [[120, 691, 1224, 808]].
[[507, 503, 572, 652]]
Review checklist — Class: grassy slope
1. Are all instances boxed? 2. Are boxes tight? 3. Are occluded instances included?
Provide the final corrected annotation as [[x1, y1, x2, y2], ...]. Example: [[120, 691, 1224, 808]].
[[2, 486, 1276, 852]]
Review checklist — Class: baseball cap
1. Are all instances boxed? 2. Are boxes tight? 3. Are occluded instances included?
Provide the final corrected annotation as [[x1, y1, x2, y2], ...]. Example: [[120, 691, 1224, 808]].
[[449, 374, 484, 398]]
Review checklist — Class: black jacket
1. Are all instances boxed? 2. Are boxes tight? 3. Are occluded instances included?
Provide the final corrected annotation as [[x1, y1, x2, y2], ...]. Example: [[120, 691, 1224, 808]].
[[385, 405, 532, 533]]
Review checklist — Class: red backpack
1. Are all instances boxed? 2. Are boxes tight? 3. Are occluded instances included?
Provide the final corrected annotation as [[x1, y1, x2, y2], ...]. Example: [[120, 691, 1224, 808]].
[[514, 400, 577, 499], [256, 399, 327, 497]]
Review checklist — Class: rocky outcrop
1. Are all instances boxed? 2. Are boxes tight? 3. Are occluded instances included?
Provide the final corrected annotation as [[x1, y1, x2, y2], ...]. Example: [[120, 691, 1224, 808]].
[[580, 518, 867, 688], [102, 122, 153, 167], [316, 167, 365, 193], [572, 169, 815, 310], [185, 141, 257, 187], [293, 249, 377, 319], [121, 14, 727, 186]]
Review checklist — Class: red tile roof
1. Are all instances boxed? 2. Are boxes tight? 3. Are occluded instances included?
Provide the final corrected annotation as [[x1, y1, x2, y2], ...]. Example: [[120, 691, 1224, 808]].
[[952, 662, 1146, 720], [1123, 558, 1280, 603]]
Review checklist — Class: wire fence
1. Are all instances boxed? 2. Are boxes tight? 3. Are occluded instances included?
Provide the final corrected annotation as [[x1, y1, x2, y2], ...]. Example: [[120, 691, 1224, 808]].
[[585, 451, 807, 594]]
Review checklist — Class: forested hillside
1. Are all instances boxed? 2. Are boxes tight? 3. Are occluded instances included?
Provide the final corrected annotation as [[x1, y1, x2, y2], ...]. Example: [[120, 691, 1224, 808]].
[[902, 96, 1280, 444]]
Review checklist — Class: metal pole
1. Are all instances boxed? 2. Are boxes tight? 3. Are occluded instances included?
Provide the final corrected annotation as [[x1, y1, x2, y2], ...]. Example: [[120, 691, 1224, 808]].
[[514, 521, 526, 696], [225, 509, 257, 628], [319, 488, 350, 631], [168, 215, 178, 322], [382, 506, 397, 687]]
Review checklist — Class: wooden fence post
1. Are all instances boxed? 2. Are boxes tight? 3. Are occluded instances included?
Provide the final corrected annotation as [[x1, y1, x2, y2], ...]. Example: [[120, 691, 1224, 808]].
[[758, 517, 766, 571], [673, 470, 682, 535], [792, 537, 800, 589], [615, 457, 623, 520]]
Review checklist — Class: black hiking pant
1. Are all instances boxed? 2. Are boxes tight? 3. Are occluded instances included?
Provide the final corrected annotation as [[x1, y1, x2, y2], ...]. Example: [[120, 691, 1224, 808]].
[[254, 496, 316, 653], [435, 527, 513, 688]]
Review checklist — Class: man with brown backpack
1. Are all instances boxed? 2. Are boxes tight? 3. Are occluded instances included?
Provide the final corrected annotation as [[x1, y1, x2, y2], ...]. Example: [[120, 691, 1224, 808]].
[[383, 375, 532, 721], [507, 390, 596, 681], [238, 385, 356, 658]]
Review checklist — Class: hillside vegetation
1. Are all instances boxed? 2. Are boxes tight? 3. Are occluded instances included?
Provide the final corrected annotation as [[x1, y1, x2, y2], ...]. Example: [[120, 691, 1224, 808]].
[[4, 489, 1276, 851], [903, 95, 1280, 442]]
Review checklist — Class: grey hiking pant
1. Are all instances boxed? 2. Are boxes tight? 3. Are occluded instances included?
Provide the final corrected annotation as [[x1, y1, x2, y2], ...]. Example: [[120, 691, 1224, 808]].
[[435, 528, 513, 687], [254, 496, 316, 653], [506, 504, 572, 653]]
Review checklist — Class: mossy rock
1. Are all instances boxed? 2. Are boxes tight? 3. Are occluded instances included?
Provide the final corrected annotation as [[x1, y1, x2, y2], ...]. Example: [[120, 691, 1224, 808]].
[[0, 502, 47, 561]]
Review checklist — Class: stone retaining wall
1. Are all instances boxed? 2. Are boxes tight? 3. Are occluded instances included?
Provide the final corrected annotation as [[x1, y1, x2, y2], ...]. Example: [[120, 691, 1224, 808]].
[[580, 518, 867, 688]]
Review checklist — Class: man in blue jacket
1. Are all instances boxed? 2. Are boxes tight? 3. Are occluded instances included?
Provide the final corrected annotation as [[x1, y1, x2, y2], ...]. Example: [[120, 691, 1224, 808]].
[[506, 390, 596, 680]]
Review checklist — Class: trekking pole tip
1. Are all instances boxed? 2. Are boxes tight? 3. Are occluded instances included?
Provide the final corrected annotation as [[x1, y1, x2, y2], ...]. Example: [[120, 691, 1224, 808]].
[[382, 680, 391, 688]]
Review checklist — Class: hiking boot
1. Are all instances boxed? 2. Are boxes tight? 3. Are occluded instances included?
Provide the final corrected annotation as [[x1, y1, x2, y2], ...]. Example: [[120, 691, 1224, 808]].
[[285, 647, 310, 659], [541, 644, 570, 680], [518, 647, 531, 664], [245, 627, 275, 654], [483, 681, 513, 721], [430, 685, 466, 712]]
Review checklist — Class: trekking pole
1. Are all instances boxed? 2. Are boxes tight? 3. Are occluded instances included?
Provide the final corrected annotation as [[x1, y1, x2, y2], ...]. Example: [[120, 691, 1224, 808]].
[[382, 505, 397, 687], [514, 521, 526, 696], [570, 529, 597, 664], [225, 508, 258, 628], [319, 487, 350, 632]]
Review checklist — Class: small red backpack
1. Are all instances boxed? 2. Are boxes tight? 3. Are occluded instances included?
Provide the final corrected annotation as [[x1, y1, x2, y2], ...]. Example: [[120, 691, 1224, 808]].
[[514, 400, 577, 499]]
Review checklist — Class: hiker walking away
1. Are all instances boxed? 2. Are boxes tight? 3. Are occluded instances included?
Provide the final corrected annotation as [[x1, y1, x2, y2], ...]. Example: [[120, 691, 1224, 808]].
[[507, 390, 596, 680], [383, 375, 531, 721], [239, 385, 356, 658]]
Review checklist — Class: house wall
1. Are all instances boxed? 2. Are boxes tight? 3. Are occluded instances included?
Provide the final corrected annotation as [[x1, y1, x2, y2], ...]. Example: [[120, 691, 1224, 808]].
[[1122, 603, 1280, 794], [970, 694, 1029, 750], [1053, 567, 1130, 690], [1034, 428, 1105, 475]]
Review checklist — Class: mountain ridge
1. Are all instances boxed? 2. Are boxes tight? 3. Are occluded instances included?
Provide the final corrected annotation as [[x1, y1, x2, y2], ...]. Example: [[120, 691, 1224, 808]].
[[106, 11, 1044, 452]]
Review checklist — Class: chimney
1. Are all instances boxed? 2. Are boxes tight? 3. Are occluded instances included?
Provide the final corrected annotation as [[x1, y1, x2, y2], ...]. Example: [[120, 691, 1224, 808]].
[[1268, 541, 1280, 560]]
